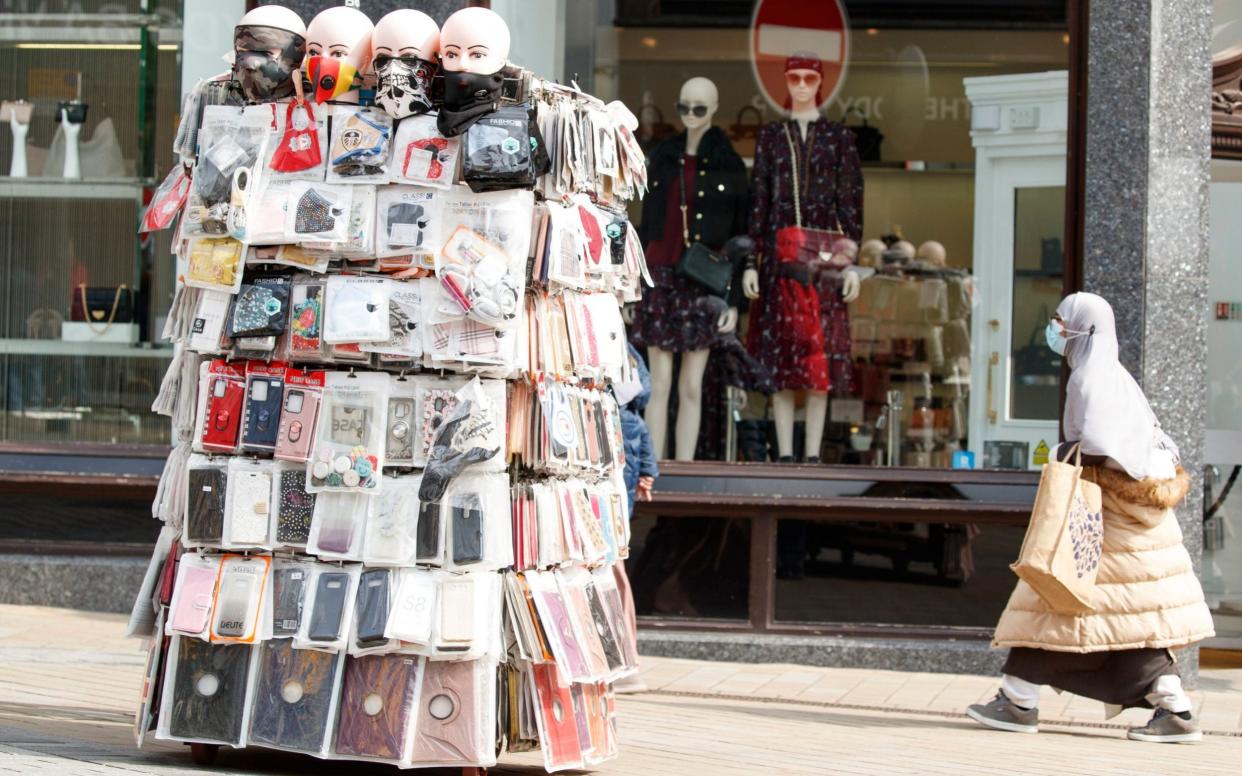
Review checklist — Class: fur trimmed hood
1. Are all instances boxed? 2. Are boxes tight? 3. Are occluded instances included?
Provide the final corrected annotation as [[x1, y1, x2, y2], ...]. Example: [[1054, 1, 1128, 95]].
[[1083, 466, 1190, 510]]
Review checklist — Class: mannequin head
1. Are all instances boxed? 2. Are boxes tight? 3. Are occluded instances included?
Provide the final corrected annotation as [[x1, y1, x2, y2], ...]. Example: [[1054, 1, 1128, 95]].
[[677, 77, 718, 133], [917, 240, 947, 267], [440, 7, 511, 74], [304, 6, 374, 102], [859, 239, 885, 268], [233, 5, 306, 103], [372, 9, 439, 62], [827, 237, 858, 268], [372, 10, 440, 119], [784, 51, 824, 113]]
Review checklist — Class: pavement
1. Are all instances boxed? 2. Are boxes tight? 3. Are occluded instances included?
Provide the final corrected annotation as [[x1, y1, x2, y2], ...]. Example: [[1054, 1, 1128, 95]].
[[0, 604, 1240, 775]]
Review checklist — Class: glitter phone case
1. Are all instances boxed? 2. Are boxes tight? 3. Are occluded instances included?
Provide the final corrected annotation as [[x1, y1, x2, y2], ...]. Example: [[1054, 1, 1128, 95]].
[[410, 659, 480, 764], [186, 466, 227, 544], [334, 654, 420, 760], [167, 638, 250, 744], [227, 467, 272, 547], [275, 468, 316, 546], [248, 640, 338, 753]]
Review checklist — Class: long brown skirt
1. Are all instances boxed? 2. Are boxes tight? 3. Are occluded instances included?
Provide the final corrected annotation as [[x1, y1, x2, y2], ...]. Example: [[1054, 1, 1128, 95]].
[[1003, 647, 1178, 709]]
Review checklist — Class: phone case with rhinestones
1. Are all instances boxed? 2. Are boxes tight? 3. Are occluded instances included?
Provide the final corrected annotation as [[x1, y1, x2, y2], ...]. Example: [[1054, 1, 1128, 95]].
[[248, 640, 340, 753], [385, 396, 415, 466], [333, 654, 420, 760], [274, 466, 316, 546]]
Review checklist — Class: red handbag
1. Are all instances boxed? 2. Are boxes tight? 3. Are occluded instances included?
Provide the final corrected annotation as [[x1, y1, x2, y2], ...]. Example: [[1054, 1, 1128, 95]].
[[776, 124, 852, 267]]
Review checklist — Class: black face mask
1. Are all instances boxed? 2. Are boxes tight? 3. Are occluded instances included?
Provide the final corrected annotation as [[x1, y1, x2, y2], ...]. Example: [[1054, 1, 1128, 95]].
[[436, 69, 504, 138], [233, 25, 306, 103]]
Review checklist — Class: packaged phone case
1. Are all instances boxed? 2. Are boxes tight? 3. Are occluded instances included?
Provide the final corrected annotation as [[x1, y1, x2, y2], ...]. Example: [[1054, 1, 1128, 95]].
[[410, 657, 495, 767], [375, 185, 441, 259], [222, 458, 274, 549], [186, 237, 246, 294], [184, 455, 228, 547], [286, 276, 328, 362], [370, 476, 423, 564], [270, 557, 312, 637], [167, 552, 222, 638], [274, 370, 324, 463], [241, 362, 286, 454], [360, 280, 422, 360], [529, 662, 584, 772], [197, 360, 246, 454], [323, 276, 391, 344], [273, 463, 317, 547], [295, 562, 361, 653], [187, 289, 232, 355], [327, 106, 393, 183], [525, 570, 590, 682], [381, 377, 419, 469], [443, 472, 512, 572], [389, 113, 460, 190], [284, 181, 353, 244], [228, 278, 290, 340], [349, 568, 396, 655], [333, 653, 421, 762], [158, 635, 253, 746], [306, 372, 389, 494], [247, 639, 342, 755], [208, 553, 271, 644], [385, 567, 438, 646], [433, 571, 504, 660]]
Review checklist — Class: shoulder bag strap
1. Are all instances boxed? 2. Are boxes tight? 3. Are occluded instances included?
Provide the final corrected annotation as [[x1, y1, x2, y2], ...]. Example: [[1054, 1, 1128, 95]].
[[783, 123, 802, 229]]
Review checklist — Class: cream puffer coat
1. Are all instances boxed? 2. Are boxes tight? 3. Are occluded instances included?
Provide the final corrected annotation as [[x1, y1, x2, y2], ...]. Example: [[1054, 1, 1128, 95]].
[[992, 467, 1215, 653]]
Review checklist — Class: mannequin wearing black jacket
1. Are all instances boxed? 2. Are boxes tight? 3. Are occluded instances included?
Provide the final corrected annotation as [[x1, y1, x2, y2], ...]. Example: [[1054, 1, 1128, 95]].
[[630, 77, 750, 461]]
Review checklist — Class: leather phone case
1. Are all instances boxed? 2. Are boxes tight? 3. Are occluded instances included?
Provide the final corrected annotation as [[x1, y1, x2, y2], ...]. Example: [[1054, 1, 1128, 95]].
[[307, 572, 349, 642], [275, 469, 316, 546], [170, 563, 218, 635], [186, 467, 227, 544], [538, 586, 589, 679], [228, 468, 271, 546], [248, 640, 338, 752], [242, 377, 284, 451], [334, 654, 420, 760], [275, 387, 319, 461], [585, 581, 624, 672], [410, 659, 480, 764], [354, 568, 391, 648], [530, 663, 582, 768], [386, 397, 415, 464], [450, 492, 484, 565], [202, 376, 244, 452], [167, 638, 250, 744], [415, 500, 441, 563], [438, 577, 475, 649], [271, 566, 307, 637]]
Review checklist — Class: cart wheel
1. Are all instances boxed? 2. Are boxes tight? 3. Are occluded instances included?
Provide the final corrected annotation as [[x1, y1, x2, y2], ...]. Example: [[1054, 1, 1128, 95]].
[[189, 743, 219, 766], [461, 768, 488, 776]]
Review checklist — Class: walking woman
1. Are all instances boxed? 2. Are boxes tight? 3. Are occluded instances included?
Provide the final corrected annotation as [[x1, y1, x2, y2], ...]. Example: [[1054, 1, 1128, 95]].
[[968, 293, 1215, 743]]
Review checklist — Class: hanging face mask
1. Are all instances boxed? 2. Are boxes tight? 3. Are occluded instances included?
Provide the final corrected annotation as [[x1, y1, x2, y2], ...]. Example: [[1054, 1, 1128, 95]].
[[1045, 319, 1093, 356], [374, 56, 436, 120], [305, 55, 359, 104], [437, 70, 505, 138], [233, 25, 306, 103], [270, 99, 322, 173]]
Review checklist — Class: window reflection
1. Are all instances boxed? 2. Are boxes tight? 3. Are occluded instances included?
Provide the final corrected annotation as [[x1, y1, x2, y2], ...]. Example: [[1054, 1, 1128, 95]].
[[627, 515, 750, 621]]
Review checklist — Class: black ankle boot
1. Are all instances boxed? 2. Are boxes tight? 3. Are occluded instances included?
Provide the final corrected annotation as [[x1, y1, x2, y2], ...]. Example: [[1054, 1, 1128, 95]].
[[777, 455, 795, 464]]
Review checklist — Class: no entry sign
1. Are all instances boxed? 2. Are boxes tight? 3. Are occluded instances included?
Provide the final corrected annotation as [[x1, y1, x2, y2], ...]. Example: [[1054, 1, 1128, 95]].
[[749, 0, 851, 113]]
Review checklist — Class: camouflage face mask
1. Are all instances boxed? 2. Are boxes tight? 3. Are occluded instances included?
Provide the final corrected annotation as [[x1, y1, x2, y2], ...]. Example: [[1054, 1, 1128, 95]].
[[233, 25, 306, 103]]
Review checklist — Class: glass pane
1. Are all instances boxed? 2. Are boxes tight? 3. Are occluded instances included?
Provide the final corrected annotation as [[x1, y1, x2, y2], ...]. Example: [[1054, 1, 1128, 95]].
[[1009, 185, 1065, 421], [627, 515, 750, 621], [774, 519, 1025, 627], [1204, 463, 1242, 641], [0, 494, 159, 544]]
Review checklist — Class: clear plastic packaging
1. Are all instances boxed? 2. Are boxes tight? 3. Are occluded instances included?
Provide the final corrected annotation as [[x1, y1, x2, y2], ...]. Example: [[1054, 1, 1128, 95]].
[[284, 181, 354, 244], [347, 567, 399, 656], [389, 113, 460, 189], [294, 562, 361, 653], [323, 276, 391, 344], [332, 653, 422, 763], [384, 567, 438, 646], [141, 163, 191, 233], [303, 184, 376, 258], [360, 280, 422, 360], [375, 185, 441, 259], [237, 179, 296, 246], [167, 551, 221, 639], [306, 371, 389, 494], [274, 370, 325, 464], [187, 290, 232, 355], [270, 557, 313, 638], [262, 99, 328, 182], [222, 458, 275, 549], [327, 106, 393, 184], [362, 474, 421, 566], [184, 455, 228, 548], [381, 376, 419, 469], [272, 461, 317, 547], [529, 662, 584, 772], [442, 471, 513, 572], [157, 635, 255, 747], [185, 236, 247, 295], [409, 656, 497, 767], [286, 276, 329, 363], [419, 378, 505, 508], [208, 553, 272, 644], [195, 360, 247, 454], [184, 106, 260, 237], [240, 362, 287, 454], [307, 491, 372, 561], [247, 639, 343, 755]]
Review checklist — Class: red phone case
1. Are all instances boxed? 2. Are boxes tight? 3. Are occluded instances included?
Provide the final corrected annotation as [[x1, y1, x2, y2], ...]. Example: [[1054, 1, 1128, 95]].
[[531, 663, 583, 769], [202, 376, 245, 452]]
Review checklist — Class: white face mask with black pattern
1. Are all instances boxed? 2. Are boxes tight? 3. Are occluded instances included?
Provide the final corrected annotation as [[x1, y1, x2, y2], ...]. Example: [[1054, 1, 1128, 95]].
[[374, 57, 436, 120]]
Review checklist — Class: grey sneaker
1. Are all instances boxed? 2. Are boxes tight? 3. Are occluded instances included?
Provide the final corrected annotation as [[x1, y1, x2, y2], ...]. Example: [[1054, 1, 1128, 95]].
[[966, 691, 1039, 734], [1127, 708, 1203, 743]]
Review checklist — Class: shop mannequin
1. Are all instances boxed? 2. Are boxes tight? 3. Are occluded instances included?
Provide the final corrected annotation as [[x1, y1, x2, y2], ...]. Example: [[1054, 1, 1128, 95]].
[[436, 7, 511, 136], [233, 5, 306, 104], [917, 239, 947, 267], [59, 105, 85, 179], [372, 10, 439, 120], [304, 6, 373, 104], [744, 52, 864, 463], [632, 77, 750, 460], [858, 238, 885, 268], [4, 101, 31, 177]]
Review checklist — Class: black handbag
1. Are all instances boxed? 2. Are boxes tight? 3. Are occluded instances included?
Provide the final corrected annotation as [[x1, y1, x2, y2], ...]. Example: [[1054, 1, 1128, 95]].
[[843, 107, 883, 162], [671, 157, 733, 298], [71, 284, 133, 326], [1013, 308, 1062, 380]]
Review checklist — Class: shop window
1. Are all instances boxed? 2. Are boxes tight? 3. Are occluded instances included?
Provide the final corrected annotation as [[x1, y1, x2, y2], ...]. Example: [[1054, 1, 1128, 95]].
[[627, 515, 751, 621]]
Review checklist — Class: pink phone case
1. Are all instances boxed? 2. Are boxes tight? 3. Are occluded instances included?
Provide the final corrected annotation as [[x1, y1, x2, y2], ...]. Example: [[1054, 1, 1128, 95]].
[[275, 387, 320, 461], [170, 564, 219, 634]]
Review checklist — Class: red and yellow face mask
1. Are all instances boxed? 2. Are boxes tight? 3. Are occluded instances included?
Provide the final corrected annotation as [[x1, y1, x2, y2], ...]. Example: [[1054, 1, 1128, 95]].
[[304, 55, 359, 103]]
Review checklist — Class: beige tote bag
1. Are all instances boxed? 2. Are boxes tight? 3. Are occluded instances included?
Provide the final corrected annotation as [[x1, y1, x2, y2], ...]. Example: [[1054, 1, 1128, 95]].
[[1010, 444, 1104, 614]]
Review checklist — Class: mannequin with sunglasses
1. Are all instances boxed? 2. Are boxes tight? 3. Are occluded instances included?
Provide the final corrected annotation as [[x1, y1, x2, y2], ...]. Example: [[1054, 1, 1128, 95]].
[[303, 6, 373, 104], [632, 77, 750, 461], [371, 9, 440, 120]]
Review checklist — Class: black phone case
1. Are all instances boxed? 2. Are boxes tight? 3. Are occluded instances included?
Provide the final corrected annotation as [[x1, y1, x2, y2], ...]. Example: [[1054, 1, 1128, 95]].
[[167, 638, 250, 744], [585, 582, 624, 672], [243, 377, 284, 451], [271, 566, 307, 637], [307, 572, 350, 642], [275, 468, 316, 545], [415, 500, 441, 562], [186, 467, 227, 544], [354, 568, 391, 648], [248, 640, 338, 752], [450, 497, 483, 565]]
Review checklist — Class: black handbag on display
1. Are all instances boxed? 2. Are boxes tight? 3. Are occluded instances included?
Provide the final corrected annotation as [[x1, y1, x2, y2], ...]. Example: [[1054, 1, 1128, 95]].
[[675, 242, 733, 298], [1012, 308, 1062, 380], [843, 107, 883, 162], [71, 285, 134, 326]]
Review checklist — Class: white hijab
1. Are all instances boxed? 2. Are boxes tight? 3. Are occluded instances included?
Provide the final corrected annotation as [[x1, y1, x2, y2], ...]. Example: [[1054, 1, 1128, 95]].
[[1059, 293, 1178, 481]]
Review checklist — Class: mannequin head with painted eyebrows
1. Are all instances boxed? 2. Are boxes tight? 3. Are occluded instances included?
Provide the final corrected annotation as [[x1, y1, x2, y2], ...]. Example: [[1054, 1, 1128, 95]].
[[439, 7, 511, 74]]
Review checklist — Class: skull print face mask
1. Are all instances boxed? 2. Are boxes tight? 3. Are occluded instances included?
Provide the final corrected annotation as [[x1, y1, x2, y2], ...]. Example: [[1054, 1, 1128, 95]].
[[374, 56, 436, 120], [233, 25, 306, 103]]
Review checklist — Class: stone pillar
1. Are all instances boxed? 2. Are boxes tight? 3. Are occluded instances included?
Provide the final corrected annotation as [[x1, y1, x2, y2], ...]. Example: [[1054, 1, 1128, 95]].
[[1082, 0, 1213, 680]]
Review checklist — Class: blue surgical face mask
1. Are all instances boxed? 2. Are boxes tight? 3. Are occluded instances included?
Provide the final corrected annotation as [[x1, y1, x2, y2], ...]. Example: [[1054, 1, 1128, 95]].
[[1045, 320, 1068, 356]]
